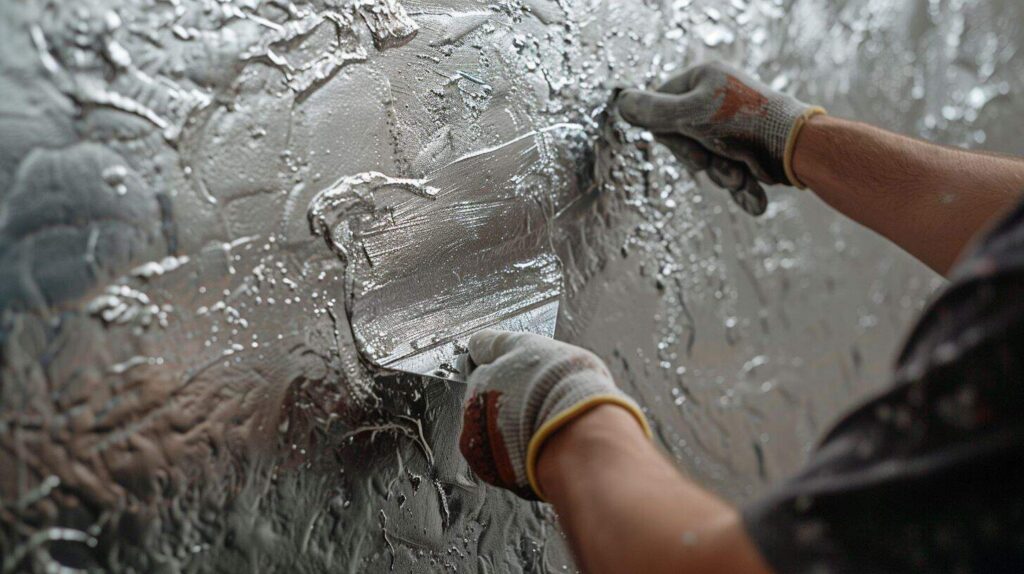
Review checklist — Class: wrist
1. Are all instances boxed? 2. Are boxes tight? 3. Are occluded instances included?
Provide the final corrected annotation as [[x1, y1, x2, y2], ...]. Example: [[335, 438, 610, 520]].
[[784, 106, 828, 188], [535, 404, 651, 500], [790, 113, 837, 192]]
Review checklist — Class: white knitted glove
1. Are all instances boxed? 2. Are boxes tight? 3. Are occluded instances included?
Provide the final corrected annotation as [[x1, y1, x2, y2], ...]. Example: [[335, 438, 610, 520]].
[[458, 329, 651, 500], [617, 61, 826, 216]]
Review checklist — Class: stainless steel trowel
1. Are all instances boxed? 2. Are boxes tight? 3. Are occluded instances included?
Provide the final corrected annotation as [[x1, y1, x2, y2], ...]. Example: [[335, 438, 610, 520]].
[[384, 298, 558, 382], [310, 124, 586, 382]]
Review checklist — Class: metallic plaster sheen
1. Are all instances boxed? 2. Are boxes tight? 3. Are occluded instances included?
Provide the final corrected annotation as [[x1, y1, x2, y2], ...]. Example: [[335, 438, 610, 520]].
[[1, 0, 1022, 571]]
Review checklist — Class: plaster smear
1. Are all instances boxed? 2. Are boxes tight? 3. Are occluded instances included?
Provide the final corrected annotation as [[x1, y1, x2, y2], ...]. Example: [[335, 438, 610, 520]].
[[2, 0, 1023, 571], [308, 124, 584, 378]]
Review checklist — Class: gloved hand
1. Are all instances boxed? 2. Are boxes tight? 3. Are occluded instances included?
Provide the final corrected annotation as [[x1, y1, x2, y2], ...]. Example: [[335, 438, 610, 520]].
[[458, 329, 652, 500], [617, 61, 826, 216]]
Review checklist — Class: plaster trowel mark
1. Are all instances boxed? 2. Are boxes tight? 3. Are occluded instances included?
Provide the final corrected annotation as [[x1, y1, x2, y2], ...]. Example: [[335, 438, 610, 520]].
[[308, 172, 439, 263], [437, 122, 584, 169], [307, 123, 584, 263], [306, 123, 582, 378]]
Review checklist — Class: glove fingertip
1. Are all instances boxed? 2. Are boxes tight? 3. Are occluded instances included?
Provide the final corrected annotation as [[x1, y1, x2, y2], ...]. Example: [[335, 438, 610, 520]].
[[615, 87, 640, 101], [615, 88, 662, 128], [468, 328, 513, 365], [707, 155, 747, 191], [732, 179, 769, 216], [614, 88, 640, 113]]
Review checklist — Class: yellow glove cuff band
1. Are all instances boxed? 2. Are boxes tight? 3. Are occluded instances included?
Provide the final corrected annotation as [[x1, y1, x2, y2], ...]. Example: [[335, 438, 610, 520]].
[[525, 394, 653, 502], [784, 106, 827, 190]]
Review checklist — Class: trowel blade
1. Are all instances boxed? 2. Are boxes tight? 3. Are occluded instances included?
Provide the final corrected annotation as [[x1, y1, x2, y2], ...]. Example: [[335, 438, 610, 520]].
[[313, 124, 584, 385], [384, 298, 558, 382]]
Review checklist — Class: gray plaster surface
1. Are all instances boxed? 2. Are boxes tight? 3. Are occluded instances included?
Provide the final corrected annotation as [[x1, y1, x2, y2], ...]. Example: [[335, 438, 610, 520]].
[[1, 0, 1021, 571]]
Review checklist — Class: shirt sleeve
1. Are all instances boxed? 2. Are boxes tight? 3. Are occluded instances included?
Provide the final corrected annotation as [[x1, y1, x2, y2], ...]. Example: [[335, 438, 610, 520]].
[[743, 199, 1024, 574]]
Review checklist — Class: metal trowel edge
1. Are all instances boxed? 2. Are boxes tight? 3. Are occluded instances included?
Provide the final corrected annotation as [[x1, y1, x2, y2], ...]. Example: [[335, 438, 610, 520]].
[[377, 297, 559, 383]]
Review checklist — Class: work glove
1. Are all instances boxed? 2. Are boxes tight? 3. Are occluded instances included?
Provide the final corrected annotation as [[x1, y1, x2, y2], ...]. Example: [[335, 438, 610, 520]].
[[459, 329, 652, 500], [617, 61, 826, 216]]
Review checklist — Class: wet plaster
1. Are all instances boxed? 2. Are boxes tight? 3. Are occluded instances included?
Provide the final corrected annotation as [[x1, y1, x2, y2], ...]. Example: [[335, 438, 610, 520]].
[[1, 0, 1023, 571], [307, 123, 586, 377]]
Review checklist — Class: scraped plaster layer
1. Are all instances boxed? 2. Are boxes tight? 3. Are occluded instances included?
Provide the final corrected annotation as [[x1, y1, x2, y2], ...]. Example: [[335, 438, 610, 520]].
[[307, 123, 586, 377], [1, 0, 1022, 571]]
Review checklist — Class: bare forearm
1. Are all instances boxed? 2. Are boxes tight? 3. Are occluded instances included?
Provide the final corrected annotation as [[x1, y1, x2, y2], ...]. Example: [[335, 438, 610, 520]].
[[792, 115, 1024, 275], [537, 405, 773, 574]]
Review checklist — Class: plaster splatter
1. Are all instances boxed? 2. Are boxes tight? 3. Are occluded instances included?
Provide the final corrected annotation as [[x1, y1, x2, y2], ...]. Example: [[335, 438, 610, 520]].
[[1, 0, 1021, 571]]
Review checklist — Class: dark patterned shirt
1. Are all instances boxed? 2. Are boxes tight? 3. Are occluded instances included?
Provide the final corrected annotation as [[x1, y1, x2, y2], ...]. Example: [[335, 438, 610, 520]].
[[745, 198, 1024, 573]]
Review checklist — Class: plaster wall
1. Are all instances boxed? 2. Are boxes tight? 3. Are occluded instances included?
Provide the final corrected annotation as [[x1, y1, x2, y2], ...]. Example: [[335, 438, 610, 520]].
[[1, 0, 1022, 571]]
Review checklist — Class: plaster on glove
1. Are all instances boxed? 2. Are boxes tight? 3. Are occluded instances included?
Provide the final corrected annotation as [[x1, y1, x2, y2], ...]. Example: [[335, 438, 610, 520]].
[[458, 329, 652, 500], [617, 61, 826, 216]]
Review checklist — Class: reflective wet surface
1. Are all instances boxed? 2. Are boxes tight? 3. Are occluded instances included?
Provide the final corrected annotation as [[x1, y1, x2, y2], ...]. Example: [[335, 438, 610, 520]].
[[1, 0, 1022, 571]]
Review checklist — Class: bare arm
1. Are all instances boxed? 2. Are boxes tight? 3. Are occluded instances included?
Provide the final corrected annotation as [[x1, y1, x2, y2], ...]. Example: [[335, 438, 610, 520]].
[[793, 115, 1024, 275], [617, 62, 1024, 275], [536, 405, 774, 574]]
